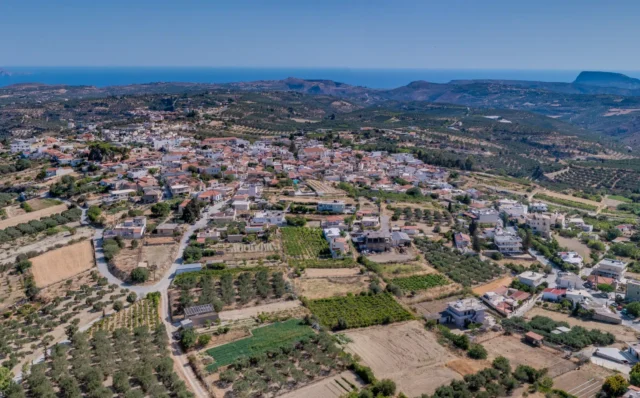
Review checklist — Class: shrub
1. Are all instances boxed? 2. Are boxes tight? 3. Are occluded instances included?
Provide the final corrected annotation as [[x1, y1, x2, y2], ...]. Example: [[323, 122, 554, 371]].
[[130, 268, 149, 284], [113, 301, 124, 312], [468, 344, 488, 359]]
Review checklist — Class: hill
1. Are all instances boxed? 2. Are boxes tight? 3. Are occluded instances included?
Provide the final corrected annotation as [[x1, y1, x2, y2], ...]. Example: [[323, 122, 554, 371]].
[[574, 71, 640, 89]]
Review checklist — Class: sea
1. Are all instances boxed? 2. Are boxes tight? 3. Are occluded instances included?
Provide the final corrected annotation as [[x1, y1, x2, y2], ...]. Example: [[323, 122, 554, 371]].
[[1, 67, 640, 89]]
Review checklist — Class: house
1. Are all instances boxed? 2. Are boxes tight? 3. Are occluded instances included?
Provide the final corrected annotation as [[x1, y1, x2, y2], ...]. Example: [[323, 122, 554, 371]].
[[593, 258, 628, 280], [110, 189, 136, 201], [530, 202, 548, 212], [252, 211, 285, 226], [198, 190, 224, 203], [183, 304, 219, 327], [592, 308, 622, 324], [321, 215, 347, 230], [142, 189, 162, 204], [517, 271, 545, 288], [524, 331, 544, 346], [391, 231, 411, 247], [363, 230, 392, 252], [626, 279, 640, 302], [472, 209, 503, 227], [318, 200, 345, 214], [494, 230, 523, 254], [616, 224, 635, 237], [104, 216, 147, 239], [526, 213, 564, 238], [481, 286, 532, 317], [439, 298, 486, 328], [622, 385, 640, 398], [542, 288, 567, 302], [586, 274, 615, 289], [558, 252, 583, 268], [564, 289, 593, 307], [401, 225, 419, 235], [232, 200, 251, 211], [156, 223, 179, 236], [454, 232, 471, 252], [499, 203, 528, 217], [556, 272, 584, 289], [361, 216, 380, 228]]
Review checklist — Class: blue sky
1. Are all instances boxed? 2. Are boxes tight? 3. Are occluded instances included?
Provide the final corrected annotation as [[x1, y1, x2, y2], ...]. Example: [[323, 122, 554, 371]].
[[2, 0, 639, 69]]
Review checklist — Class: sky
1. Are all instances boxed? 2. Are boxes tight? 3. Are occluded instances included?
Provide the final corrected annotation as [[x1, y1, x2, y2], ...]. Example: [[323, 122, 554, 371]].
[[2, 0, 640, 69]]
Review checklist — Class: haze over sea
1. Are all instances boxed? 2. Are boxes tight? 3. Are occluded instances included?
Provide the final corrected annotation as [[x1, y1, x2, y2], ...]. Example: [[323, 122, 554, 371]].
[[3, 67, 640, 89]]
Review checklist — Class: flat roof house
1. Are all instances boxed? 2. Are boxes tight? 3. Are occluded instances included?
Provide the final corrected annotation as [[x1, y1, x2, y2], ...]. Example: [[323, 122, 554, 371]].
[[439, 298, 486, 328], [593, 258, 628, 280], [318, 200, 346, 214], [184, 304, 219, 327]]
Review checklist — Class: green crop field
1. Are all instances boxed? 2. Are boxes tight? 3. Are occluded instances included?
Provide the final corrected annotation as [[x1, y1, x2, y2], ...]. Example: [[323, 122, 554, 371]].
[[390, 273, 450, 291], [288, 257, 356, 269], [305, 293, 413, 330], [533, 193, 598, 211], [281, 227, 330, 259], [205, 319, 315, 371]]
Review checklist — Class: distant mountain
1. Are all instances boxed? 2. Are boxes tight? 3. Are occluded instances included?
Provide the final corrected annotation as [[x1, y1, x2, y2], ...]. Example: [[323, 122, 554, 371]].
[[574, 71, 640, 90]]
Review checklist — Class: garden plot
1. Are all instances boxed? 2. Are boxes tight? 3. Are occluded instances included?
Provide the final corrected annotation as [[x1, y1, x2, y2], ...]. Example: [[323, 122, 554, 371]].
[[294, 275, 370, 299], [212, 241, 280, 253], [114, 241, 178, 282], [0, 272, 25, 310], [0, 203, 68, 229], [343, 321, 462, 397], [277, 371, 363, 398], [282, 227, 330, 259], [90, 298, 160, 334], [30, 240, 95, 287], [553, 363, 614, 398]]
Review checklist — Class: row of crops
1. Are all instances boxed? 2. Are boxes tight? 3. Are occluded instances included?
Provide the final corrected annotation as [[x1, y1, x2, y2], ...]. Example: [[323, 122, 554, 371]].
[[304, 293, 413, 330], [281, 227, 330, 259], [550, 166, 640, 194], [389, 274, 450, 291], [533, 193, 598, 211], [414, 239, 504, 287], [205, 319, 315, 371], [91, 299, 159, 334], [288, 258, 356, 269]]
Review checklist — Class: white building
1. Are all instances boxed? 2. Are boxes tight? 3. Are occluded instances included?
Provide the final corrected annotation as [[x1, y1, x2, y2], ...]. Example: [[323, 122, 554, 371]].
[[439, 298, 486, 328], [517, 271, 546, 288], [318, 200, 346, 214], [558, 252, 583, 268], [593, 259, 628, 280], [499, 203, 528, 217], [252, 211, 285, 226]]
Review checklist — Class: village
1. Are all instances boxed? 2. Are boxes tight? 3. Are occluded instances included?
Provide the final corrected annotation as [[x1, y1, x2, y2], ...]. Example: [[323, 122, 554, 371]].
[[3, 118, 640, 398]]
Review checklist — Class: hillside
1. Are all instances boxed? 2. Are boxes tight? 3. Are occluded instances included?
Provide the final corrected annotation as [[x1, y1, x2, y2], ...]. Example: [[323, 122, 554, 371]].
[[574, 71, 640, 89]]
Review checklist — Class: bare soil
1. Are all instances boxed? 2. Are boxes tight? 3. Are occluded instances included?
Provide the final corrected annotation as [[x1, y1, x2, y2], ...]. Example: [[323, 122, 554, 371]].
[[31, 240, 95, 287], [294, 275, 370, 299], [277, 371, 363, 398], [218, 300, 304, 322], [343, 321, 463, 396], [303, 268, 362, 278], [0, 203, 68, 229], [553, 362, 614, 397], [472, 276, 514, 295]]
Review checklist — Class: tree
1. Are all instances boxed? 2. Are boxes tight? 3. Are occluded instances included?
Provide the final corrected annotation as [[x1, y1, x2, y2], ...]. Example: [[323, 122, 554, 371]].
[[372, 379, 396, 397], [181, 200, 201, 224], [472, 233, 481, 252], [113, 301, 124, 312], [126, 292, 137, 303], [492, 356, 511, 374], [597, 283, 615, 293], [180, 328, 197, 350], [87, 206, 103, 224], [151, 202, 170, 218], [130, 267, 149, 284], [627, 302, 640, 318], [468, 344, 488, 359], [603, 374, 629, 397], [0, 366, 13, 393], [197, 334, 211, 347]]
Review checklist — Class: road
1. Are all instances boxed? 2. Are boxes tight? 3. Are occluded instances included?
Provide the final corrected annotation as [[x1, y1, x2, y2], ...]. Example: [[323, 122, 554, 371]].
[[529, 248, 558, 288], [89, 201, 225, 397]]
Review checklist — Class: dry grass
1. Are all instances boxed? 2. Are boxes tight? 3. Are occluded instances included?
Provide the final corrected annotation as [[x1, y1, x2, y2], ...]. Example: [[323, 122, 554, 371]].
[[0, 203, 67, 229], [294, 275, 370, 299], [344, 321, 463, 397], [472, 276, 514, 295], [31, 240, 95, 287]]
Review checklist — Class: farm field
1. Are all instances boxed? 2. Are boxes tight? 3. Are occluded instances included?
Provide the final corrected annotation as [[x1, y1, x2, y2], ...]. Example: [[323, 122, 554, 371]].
[[553, 363, 614, 398], [114, 241, 178, 282], [533, 193, 598, 211], [380, 261, 436, 278], [526, 307, 638, 342], [390, 273, 449, 292], [289, 258, 356, 269], [0, 273, 25, 310], [303, 268, 362, 278], [277, 371, 362, 398], [410, 295, 466, 318], [344, 321, 462, 396], [471, 276, 514, 295], [30, 240, 95, 287], [281, 227, 330, 259], [27, 198, 63, 211], [205, 319, 315, 371], [90, 298, 159, 334], [0, 203, 68, 229], [480, 334, 576, 378], [305, 293, 412, 330], [218, 300, 304, 322], [294, 275, 370, 299], [415, 239, 504, 286]]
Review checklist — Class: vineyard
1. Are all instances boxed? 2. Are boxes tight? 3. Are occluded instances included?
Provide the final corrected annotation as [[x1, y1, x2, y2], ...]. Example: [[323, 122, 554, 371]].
[[281, 227, 330, 259], [91, 298, 159, 334], [414, 239, 504, 286], [205, 319, 315, 371], [289, 258, 356, 269], [389, 274, 450, 292], [533, 193, 598, 211], [305, 293, 413, 330]]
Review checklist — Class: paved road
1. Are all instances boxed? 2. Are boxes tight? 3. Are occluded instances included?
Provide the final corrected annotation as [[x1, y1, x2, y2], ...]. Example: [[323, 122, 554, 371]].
[[529, 248, 558, 288]]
